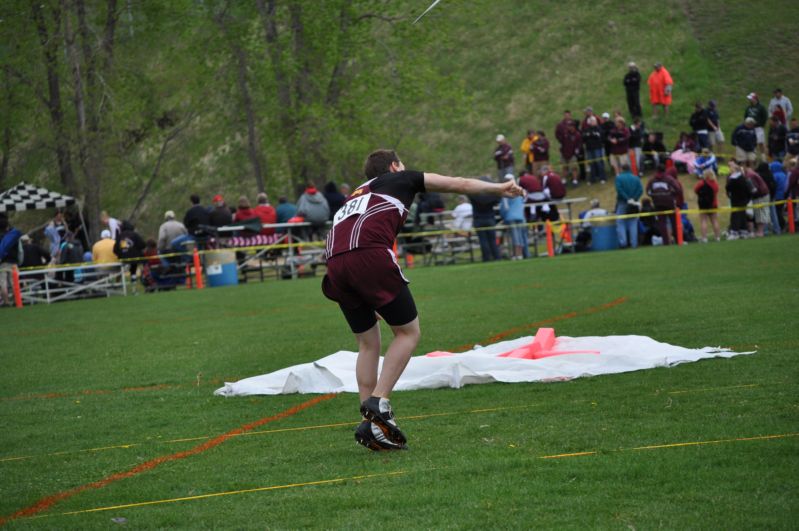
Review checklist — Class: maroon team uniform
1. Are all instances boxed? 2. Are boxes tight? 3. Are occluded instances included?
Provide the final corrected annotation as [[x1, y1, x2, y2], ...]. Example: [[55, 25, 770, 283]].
[[322, 170, 425, 332]]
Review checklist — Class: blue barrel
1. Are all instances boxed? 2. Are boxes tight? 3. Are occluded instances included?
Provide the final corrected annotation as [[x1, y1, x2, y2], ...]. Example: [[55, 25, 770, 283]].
[[590, 224, 619, 251], [206, 251, 239, 287]]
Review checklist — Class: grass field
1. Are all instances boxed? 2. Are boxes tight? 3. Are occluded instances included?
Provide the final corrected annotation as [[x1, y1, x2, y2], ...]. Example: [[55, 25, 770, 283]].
[[1, 236, 797, 528]]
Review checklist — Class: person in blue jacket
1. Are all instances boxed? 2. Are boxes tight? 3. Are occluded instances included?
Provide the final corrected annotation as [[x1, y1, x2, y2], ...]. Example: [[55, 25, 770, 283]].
[[499, 174, 530, 259]]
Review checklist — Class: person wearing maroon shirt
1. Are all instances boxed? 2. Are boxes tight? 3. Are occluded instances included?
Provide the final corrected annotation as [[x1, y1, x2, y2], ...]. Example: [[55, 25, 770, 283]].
[[324, 149, 523, 451], [607, 117, 631, 176], [646, 164, 681, 244], [519, 170, 546, 221], [694, 169, 721, 242]]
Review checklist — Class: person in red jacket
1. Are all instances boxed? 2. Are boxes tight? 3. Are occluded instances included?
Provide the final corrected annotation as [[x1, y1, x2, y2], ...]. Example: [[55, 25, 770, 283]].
[[253, 192, 277, 236], [694, 169, 720, 242]]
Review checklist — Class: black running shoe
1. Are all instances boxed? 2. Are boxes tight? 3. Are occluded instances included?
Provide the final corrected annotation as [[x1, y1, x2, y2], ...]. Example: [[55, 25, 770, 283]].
[[359, 396, 407, 445], [354, 420, 407, 451]]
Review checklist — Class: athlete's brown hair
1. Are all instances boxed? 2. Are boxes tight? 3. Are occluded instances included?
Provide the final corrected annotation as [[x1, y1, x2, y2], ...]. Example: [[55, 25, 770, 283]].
[[364, 149, 400, 179]]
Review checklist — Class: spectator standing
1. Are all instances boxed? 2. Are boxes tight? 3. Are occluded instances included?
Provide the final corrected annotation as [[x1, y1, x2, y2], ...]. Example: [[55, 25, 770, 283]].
[[646, 164, 680, 244], [647, 63, 673, 119], [607, 117, 631, 175], [694, 169, 721, 242], [582, 116, 607, 184], [744, 92, 768, 158], [493, 135, 515, 178], [183, 194, 210, 237], [531, 131, 550, 175], [767, 115, 788, 160], [706, 100, 724, 152], [746, 166, 770, 236], [690, 101, 711, 150], [731, 117, 759, 167], [209, 194, 233, 227], [254, 192, 277, 235], [615, 164, 643, 248], [0, 214, 20, 306], [100, 211, 121, 240], [323, 182, 347, 219], [556, 113, 582, 185], [20, 235, 50, 270], [724, 161, 752, 239], [499, 175, 529, 259], [157, 210, 188, 252], [44, 210, 68, 262], [623, 62, 642, 118], [629, 117, 646, 175], [296, 184, 330, 240], [768, 88, 793, 124], [770, 160, 788, 231], [92, 229, 118, 264], [469, 176, 502, 262], [520, 130, 537, 173], [786, 118, 799, 159], [276, 196, 297, 224]]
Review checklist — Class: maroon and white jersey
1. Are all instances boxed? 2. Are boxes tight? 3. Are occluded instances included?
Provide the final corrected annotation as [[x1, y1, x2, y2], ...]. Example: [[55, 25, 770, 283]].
[[325, 170, 425, 259]]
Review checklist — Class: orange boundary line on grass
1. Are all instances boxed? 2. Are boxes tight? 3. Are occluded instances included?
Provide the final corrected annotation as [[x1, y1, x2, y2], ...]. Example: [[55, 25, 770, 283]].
[[538, 432, 799, 459], [0, 393, 337, 527], [452, 296, 628, 351]]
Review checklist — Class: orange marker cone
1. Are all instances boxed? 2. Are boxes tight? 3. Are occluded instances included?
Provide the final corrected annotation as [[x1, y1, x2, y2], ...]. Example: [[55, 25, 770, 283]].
[[788, 200, 796, 234], [675, 207, 684, 245], [545, 220, 555, 257], [193, 248, 204, 289], [11, 265, 22, 308]]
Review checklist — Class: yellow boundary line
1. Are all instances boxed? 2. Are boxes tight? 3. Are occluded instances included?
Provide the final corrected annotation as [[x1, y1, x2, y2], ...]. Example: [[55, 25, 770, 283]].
[[30, 432, 799, 520]]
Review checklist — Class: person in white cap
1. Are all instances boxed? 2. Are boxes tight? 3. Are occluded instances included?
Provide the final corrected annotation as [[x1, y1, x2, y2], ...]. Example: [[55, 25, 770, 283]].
[[768, 88, 792, 125], [493, 134, 515, 178], [157, 210, 188, 252], [743, 92, 768, 158], [623, 62, 642, 118], [92, 229, 118, 264]]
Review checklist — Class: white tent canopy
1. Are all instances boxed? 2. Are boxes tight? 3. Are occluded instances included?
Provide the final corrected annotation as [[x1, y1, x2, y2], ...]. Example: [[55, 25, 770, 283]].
[[0, 182, 77, 213]]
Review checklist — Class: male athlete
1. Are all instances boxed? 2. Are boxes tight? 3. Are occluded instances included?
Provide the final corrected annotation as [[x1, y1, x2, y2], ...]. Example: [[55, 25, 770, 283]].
[[322, 149, 524, 450]]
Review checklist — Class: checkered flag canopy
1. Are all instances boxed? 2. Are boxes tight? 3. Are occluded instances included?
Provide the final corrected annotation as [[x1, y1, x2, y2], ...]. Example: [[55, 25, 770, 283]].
[[0, 182, 77, 213]]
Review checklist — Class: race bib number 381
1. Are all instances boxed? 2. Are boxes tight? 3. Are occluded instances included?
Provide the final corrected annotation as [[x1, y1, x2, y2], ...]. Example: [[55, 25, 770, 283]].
[[333, 193, 372, 226]]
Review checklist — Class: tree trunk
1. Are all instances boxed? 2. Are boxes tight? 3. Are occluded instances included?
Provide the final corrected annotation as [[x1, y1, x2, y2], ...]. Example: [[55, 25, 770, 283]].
[[0, 67, 11, 191], [31, 2, 78, 196]]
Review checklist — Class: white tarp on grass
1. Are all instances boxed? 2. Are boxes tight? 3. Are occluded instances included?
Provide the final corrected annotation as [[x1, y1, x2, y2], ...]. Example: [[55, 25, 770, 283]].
[[215, 335, 754, 397]]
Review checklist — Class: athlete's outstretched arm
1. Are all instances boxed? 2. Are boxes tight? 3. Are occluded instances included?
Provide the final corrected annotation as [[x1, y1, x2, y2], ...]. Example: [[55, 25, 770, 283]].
[[423, 173, 524, 198]]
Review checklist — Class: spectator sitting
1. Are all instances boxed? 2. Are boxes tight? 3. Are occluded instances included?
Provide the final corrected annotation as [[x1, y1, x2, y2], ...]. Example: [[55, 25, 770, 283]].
[[296, 184, 330, 240], [670, 132, 697, 174], [323, 182, 346, 219], [575, 198, 608, 252], [232, 196, 258, 236], [638, 198, 660, 245], [449, 195, 473, 232], [499, 175, 529, 260], [92, 229, 118, 266], [183, 194, 210, 237], [209, 194, 233, 227], [519, 170, 545, 221], [694, 148, 718, 178], [537, 165, 565, 222], [642, 132, 667, 170], [275, 196, 298, 233], [786, 118, 799, 159], [254, 192, 277, 235], [158, 210, 188, 252]]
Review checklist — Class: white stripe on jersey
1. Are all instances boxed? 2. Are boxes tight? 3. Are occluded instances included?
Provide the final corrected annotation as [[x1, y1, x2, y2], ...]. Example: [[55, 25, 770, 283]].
[[349, 203, 397, 250]]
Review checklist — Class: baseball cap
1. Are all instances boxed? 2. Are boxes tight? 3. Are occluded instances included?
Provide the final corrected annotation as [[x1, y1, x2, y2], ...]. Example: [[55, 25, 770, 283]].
[[628, 61, 637, 68], [601, 112, 610, 119], [747, 92, 758, 101], [20, 234, 31, 243], [213, 194, 224, 203], [496, 134, 505, 142], [101, 229, 111, 239], [744, 117, 756, 124], [164, 210, 175, 220]]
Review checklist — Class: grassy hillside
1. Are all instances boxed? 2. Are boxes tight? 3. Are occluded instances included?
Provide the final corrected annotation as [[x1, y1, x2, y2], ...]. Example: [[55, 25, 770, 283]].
[[401, 0, 798, 182]]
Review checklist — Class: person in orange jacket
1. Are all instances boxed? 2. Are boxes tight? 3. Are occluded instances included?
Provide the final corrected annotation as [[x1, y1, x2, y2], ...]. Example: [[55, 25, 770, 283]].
[[647, 62, 673, 119]]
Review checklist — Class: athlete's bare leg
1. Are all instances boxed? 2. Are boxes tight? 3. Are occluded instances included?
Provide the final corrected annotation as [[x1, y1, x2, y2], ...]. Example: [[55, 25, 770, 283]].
[[355, 322, 382, 403], [371, 317, 420, 398]]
